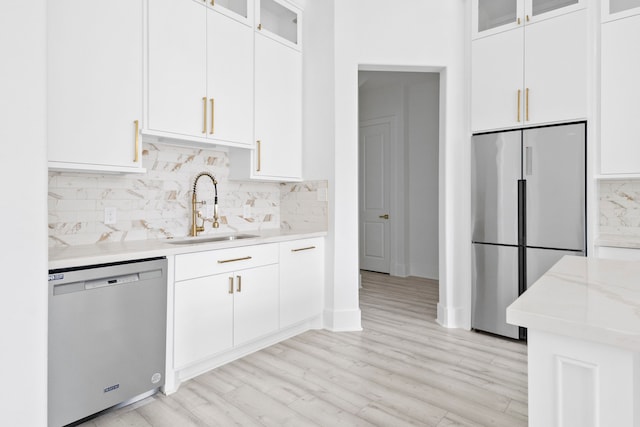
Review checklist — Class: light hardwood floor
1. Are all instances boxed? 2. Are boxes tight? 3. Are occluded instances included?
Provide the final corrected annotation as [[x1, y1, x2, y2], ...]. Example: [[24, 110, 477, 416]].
[[79, 271, 528, 427]]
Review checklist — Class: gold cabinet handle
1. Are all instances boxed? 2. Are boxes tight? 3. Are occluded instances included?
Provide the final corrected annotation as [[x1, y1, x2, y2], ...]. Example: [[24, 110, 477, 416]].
[[133, 120, 140, 162], [202, 97, 207, 134], [379, 214, 389, 219], [517, 89, 521, 122], [256, 140, 261, 172], [517, 17, 521, 25], [526, 15, 530, 22], [228, 277, 234, 294], [217, 256, 252, 264], [525, 88, 530, 121], [210, 98, 215, 134], [236, 275, 242, 292], [292, 246, 316, 252], [257, 23, 262, 30], [210, 0, 214, 5]]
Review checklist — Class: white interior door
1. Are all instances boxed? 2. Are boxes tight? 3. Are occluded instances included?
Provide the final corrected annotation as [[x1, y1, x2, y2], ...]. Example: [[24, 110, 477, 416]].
[[359, 120, 391, 273]]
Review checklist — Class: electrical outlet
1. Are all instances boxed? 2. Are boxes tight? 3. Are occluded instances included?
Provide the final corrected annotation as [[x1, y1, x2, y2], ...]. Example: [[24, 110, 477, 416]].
[[243, 205, 252, 218], [104, 207, 117, 225]]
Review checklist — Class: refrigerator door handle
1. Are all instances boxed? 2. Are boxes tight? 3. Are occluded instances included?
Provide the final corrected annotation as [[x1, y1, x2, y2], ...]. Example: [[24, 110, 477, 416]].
[[518, 179, 526, 246], [525, 146, 533, 176]]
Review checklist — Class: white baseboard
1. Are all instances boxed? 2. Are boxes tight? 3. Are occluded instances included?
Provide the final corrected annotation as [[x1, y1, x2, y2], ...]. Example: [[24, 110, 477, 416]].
[[323, 308, 362, 332], [163, 315, 323, 395], [437, 303, 469, 330]]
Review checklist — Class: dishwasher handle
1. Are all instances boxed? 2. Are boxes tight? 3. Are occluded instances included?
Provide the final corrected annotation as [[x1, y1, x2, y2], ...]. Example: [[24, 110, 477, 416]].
[[53, 273, 140, 296]]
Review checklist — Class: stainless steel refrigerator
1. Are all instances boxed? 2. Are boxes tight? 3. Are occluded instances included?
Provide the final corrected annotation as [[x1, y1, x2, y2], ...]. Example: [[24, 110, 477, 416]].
[[471, 122, 586, 339]]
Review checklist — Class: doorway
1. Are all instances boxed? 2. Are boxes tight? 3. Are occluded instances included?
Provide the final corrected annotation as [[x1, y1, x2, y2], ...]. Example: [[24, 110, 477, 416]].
[[358, 71, 440, 280]]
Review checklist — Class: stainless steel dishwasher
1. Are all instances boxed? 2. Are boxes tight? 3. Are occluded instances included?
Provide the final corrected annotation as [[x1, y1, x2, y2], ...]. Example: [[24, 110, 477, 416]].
[[48, 257, 167, 427]]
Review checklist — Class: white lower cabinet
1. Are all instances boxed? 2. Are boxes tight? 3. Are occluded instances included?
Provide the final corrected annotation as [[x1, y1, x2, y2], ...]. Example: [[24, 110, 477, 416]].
[[279, 238, 324, 328], [173, 243, 279, 369], [174, 274, 234, 368], [171, 237, 325, 379]]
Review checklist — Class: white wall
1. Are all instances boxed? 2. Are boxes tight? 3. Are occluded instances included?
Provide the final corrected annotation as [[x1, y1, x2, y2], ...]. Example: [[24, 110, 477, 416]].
[[358, 72, 440, 280], [302, 0, 346, 329], [0, 1, 49, 424], [333, 0, 469, 330], [408, 76, 440, 279]]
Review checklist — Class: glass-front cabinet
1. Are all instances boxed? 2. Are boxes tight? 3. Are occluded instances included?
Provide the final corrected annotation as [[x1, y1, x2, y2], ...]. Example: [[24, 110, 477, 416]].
[[256, 0, 301, 50], [473, 0, 585, 38], [208, 0, 252, 24], [603, 0, 640, 21]]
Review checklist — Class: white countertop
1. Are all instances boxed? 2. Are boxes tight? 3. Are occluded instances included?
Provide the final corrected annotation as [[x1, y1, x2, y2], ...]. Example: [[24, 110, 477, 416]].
[[49, 229, 327, 270], [507, 255, 640, 352]]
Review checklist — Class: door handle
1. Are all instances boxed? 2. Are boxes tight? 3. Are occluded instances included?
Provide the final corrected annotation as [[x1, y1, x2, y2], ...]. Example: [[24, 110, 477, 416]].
[[379, 214, 389, 219]]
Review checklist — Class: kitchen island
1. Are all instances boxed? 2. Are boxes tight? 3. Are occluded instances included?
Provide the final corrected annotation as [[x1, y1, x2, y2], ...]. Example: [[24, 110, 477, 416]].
[[507, 255, 640, 427]]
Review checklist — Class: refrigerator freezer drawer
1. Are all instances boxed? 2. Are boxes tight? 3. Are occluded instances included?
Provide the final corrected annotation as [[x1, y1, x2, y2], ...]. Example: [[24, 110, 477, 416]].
[[472, 243, 520, 339]]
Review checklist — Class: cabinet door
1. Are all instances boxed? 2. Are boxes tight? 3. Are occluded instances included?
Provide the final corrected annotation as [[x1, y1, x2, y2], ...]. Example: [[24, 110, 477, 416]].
[[471, 28, 524, 132], [233, 264, 279, 346], [601, 15, 640, 174], [207, 8, 253, 146], [174, 274, 233, 368], [527, 0, 583, 22], [47, 0, 143, 171], [254, 34, 302, 179], [524, 9, 587, 126], [279, 239, 324, 328], [147, 0, 207, 139], [602, 0, 640, 21], [472, 0, 523, 39], [256, 0, 301, 50]]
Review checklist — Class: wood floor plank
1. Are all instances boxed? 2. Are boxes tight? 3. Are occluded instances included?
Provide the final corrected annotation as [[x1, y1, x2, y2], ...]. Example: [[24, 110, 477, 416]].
[[78, 271, 528, 426]]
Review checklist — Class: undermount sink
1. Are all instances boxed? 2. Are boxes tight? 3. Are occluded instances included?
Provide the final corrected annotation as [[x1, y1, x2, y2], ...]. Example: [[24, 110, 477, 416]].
[[166, 234, 258, 245]]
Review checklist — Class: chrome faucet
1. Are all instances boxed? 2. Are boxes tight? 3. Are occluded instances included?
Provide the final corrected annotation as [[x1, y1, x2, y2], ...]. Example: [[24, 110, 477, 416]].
[[191, 172, 219, 236]]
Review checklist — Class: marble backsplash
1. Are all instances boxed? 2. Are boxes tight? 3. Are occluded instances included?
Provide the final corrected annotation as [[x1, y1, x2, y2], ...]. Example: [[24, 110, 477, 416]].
[[599, 179, 640, 237], [49, 143, 327, 247]]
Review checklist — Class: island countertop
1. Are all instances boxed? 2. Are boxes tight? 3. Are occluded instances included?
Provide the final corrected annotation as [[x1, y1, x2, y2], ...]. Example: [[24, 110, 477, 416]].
[[506, 255, 640, 352]]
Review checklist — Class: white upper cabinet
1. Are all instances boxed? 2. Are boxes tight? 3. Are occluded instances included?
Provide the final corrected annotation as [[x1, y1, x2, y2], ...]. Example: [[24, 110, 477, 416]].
[[600, 13, 640, 175], [230, 0, 303, 182], [602, 0, 640, 22], [472, 30, 524, 132], [210, 0, 251, 22], [253, 33, 302, 180], [206, 8, 254, 146], [471, 1, 588, 132], [523, 10, 588, 126], [473, 0, 523, 38], [256, 0, 301, 50], [147, 0, 207, 141], [473, 0, 585, 39], [146, 0, 253, 147], [48, 0, 144, 173]]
